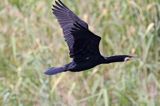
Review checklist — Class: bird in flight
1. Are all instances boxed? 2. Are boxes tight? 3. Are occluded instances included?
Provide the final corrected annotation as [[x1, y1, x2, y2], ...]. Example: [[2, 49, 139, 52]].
[[45, 0, 134, 75]]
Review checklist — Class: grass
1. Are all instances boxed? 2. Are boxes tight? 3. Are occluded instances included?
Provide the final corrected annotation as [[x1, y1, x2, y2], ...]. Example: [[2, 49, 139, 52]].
[[0, 0, 160, 105]]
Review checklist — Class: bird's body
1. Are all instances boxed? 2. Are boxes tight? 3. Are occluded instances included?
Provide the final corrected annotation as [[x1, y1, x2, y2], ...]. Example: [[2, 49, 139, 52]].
[[45, 0, 134, 75], [68, 55, 104, 71]]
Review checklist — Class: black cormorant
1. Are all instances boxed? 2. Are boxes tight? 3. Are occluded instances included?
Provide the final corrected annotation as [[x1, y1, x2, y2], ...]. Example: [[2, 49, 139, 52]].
[[45, 0, 134, 75]]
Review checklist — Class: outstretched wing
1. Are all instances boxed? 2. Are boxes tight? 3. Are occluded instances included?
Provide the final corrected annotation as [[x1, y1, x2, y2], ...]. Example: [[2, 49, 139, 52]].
[[71, 22, 101, 62], [52, 0, 101, 62], [52, 0, 88, 54]]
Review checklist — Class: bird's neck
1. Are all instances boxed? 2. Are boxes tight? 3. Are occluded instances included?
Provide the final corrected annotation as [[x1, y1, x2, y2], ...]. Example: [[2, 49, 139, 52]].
[[103, 55, 129, 63]]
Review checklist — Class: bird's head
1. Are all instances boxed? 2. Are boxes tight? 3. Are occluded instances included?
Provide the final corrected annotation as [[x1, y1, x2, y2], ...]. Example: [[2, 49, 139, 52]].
[[124, 55, 135, 61]]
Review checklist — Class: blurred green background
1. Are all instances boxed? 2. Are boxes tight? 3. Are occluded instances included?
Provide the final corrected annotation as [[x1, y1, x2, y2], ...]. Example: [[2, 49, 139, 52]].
[[0, 0, 160, 105]]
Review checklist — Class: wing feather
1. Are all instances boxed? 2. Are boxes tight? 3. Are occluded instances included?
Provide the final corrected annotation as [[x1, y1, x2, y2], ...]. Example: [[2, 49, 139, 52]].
[[52, 0, 101, 62]]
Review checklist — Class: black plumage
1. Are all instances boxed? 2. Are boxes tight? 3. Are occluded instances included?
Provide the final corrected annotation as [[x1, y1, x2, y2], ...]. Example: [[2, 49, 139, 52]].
[[45, 0, 134, 75]]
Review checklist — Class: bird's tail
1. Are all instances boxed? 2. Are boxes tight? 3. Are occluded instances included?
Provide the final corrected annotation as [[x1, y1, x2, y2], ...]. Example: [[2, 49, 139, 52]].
[[44, 67, 67, 75]]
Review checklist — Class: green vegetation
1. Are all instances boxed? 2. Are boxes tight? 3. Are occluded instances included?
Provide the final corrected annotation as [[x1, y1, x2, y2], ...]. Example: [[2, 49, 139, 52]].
[[0, 0, 160, 105]]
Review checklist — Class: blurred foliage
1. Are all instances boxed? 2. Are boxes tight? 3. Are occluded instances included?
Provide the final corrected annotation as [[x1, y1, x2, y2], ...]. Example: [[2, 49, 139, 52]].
[[0, 0, 160, 105]]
